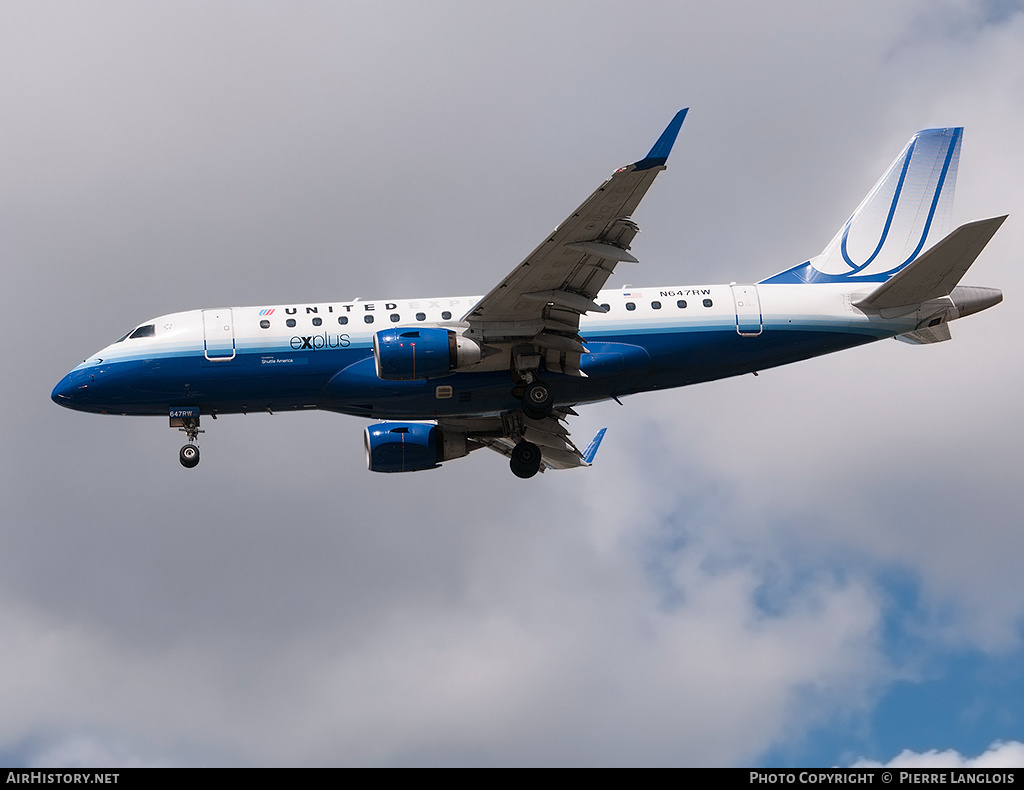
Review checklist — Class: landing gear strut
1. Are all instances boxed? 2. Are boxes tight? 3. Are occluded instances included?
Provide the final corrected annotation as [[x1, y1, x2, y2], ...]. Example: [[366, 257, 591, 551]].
[[512, 351, 553, 420], [510, 440, 542, 479], [172, 411, 204, 469]]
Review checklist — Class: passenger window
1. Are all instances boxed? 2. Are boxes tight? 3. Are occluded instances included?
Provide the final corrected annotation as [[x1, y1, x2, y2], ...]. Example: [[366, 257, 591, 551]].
[[625, 302, 636, 311], [259, 320, 270, 329], [703, 298, 713, 308], [442, 311, 452, 320], [651, 301, 661, 310], [312, 317, 322, 327], [286, 318, 296, 328], [416, 312, 426, 322], [364, 315, 375, 324], [338, 316, 348, 325], [677, 300, 687, 309], [390, 314, 401, 323], [600, 303, 610, 312], [129, 324, 155, 339]]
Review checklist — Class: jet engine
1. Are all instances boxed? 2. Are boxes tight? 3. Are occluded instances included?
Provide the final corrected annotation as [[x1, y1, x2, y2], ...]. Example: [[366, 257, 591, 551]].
[[373, 328, 482, 381], [364, 422, 468, 473]]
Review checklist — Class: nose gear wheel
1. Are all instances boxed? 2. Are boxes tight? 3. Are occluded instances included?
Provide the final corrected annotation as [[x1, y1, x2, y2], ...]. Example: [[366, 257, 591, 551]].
[[179, 444, 200, 468], [175, 415, 204, 468]]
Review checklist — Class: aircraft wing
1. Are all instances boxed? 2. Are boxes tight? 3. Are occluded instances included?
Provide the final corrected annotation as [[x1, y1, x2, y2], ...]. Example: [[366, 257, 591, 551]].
[[439, 411, 607, 472], [461, 109, 687, 375]]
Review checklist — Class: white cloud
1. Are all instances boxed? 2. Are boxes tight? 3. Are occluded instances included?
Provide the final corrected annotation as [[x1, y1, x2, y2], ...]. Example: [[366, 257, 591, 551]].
[[853, 739, 1024, 768], [28, 738, 165, 770]]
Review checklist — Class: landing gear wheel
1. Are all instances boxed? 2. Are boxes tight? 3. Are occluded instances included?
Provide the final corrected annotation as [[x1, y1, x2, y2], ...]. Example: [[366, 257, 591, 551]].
[[179, 444, 200, 468], [522, 382, 553, 419], [509, 440, 542, 479], [174, 413, 204, 468]]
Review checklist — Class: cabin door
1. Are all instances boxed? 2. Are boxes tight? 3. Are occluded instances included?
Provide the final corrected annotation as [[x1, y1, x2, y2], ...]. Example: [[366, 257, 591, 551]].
[[731, 285, 763, 337], [202, 309, 236, 360]]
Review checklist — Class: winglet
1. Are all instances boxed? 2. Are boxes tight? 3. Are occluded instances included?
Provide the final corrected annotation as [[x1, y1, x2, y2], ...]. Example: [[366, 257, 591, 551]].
[[633, 108, 688, 171], [582, 427, 607, 465]]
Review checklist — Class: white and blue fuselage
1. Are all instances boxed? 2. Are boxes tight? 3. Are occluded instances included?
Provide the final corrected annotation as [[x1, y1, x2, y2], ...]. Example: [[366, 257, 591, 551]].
[[50, 112, 1005, 476], [51, 282, 960, 417]]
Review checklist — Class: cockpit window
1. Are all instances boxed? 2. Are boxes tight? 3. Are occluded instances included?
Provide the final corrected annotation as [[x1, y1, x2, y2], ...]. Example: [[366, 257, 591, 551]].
[[114, 332, 130, 343], [128, 324, 156, 339]]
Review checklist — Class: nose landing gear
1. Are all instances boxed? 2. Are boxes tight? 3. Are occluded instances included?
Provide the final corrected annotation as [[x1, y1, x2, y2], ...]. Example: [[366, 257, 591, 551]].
[[170, 407, 204, 469], [179, 443, 200, 468]]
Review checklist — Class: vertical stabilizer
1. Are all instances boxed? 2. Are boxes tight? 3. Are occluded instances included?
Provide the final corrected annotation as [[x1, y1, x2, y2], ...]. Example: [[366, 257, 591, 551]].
[[762, 128, 962, 284]]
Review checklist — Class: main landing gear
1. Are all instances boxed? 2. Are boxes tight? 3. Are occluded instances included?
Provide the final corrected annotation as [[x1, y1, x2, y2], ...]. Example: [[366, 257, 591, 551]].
[[511, 350, 554, 420], [510, 372, 551, 478], [510, 440, 542, 479], [522, 381, 553, 419]]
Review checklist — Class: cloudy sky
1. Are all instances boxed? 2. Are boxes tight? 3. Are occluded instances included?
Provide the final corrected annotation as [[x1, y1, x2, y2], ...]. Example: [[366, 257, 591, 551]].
[[2, 0, 1023, 767]]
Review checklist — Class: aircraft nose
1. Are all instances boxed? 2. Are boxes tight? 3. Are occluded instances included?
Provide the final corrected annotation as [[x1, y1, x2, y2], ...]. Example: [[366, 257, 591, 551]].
[[51, 372, 78, 406], [51, 368, 95, 409]]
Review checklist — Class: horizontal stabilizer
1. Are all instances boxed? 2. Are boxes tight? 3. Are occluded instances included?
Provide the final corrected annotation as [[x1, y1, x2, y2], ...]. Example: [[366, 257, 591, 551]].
[[896, 325, 952, 344], [856, 215, 1006, 309]]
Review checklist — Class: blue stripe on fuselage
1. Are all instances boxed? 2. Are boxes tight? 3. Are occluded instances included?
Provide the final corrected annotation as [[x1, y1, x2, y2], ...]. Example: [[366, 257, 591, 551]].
[[53, 321, 889, 418]]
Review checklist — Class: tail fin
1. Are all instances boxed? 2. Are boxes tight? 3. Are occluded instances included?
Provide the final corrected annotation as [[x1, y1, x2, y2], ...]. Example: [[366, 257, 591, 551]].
[[762, 127, 962, 284]]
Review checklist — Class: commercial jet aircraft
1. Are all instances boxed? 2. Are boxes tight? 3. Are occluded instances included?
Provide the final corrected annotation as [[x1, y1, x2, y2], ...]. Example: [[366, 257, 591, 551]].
[[51, 109, 1005, 478]]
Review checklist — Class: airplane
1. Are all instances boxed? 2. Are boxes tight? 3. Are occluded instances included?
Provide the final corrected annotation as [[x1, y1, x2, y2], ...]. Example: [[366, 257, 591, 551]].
[[51, 109, 1006, 479]]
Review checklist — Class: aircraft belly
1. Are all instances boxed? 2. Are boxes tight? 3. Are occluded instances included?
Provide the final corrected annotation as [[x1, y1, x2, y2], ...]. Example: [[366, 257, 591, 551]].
[[319, 356, 521, 419]]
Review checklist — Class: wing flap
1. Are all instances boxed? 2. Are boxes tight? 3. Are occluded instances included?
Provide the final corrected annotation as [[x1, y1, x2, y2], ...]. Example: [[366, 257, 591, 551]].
[[438, 409, 604, 472]]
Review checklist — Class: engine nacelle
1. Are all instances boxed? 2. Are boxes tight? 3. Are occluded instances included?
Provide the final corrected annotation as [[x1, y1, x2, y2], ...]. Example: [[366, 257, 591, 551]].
[[364, 422, 468, 473], [373, 327, 482, 381]]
